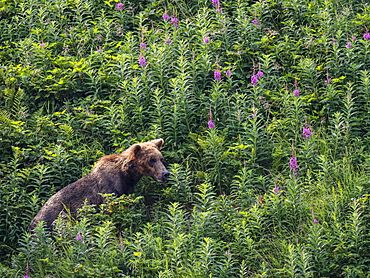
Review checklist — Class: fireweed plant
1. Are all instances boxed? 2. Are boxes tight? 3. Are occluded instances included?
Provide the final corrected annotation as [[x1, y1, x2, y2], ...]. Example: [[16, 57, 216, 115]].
[[1, 0, 370, 277]]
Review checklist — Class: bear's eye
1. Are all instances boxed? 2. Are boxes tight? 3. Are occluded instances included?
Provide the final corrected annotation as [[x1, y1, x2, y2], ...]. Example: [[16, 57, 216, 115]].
[[149, 158, 156, 166]]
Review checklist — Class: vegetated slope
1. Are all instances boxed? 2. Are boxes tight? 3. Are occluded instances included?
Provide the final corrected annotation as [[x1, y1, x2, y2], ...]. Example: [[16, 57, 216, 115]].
[[1, 0, 370, 277]]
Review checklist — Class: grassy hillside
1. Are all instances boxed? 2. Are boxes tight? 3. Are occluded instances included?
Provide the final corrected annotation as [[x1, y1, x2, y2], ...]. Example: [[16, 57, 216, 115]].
[[1, 0, 370, 277]]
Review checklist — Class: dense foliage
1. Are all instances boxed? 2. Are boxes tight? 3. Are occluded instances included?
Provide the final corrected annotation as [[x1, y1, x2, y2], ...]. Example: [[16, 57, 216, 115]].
[[1, 0, 370, 277]]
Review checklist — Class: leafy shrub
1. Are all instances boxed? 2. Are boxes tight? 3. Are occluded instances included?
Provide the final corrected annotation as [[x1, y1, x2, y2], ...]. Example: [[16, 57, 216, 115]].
[[1, 0, 370, 276]]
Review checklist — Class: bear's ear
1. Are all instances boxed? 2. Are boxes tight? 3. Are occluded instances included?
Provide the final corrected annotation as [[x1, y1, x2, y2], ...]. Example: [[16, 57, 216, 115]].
[[132, 144, 142, 155], [151, 138, 164, 150], [126, 144, 141, 162]]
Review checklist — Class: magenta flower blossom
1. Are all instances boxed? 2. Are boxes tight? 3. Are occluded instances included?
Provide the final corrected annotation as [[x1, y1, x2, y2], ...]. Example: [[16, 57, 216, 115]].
[[302, 127, 311, 140], [346, 42, 352, 48], [325, 78, 332, 85], [139, 56, 147, 67], [363, 32, 370, 40], [165, 38, 171, 44], [252, 19, 259, 24], [140, 42, 147, 50], [313, 218, 319, 224], [273, 187, 280, 194], [289, 156, 298, 175], [251, 71, 264, 86], [204, 37, 210, 44], [212, 0, 220, 7], [162, 13, 169, 21], [212, 0, 222, 12], [39, 43, 46, 47], [115, 2, 124, 10], [75, 235, 84, 243], [24, 276, 30, 278], [251, 74, 258, 86], [214, 69, 221, 81], [352, 36, 357, 40], [171, 17, 179, 27], [293, 89, 300, 97], [225, 70, 232, 77], [208, 120, 215, 128]]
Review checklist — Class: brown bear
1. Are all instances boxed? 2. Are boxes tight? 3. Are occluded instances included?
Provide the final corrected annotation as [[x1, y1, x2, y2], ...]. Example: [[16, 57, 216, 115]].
[[30, 139, 169, 231]]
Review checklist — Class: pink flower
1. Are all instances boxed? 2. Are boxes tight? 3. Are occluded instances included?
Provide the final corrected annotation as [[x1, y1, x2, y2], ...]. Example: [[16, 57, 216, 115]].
[[273, 187, 280, 194], [302, 127, 311, 140], [140, 42, 147, 50], [212, 0, 222, 12], [39, 43, 46, 47], [214, 69, 221, 81], [138, 56, 147, 67], [251, 71, 264, 86], [165, 38, 171, 44], [115, 2, 124, 10], [293, 89, 300, 97], [171, 17, 179, 27], [162, 13, 169, 21], [252, 19, 259, 24], [212, 0, 220, 7], [289, 157, 298, 175], [208, 120, 215, 128], [313, 218, 319, 224], [204, 37, 210, 44], [251, 74, 258, 86], [225, 70, 232, 77]]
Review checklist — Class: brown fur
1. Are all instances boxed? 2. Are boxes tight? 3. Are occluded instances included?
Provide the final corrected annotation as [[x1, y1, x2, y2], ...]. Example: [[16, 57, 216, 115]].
[[30, 139, 169, 231]]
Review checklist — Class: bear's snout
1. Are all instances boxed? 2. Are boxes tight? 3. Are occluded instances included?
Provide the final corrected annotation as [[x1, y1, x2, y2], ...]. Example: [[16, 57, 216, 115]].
[[162, 170, 170, 182], [154, 169, 170, 183]]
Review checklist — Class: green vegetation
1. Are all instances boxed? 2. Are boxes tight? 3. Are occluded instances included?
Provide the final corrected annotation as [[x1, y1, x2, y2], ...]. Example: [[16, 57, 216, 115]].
[[1, 0, 370, 277]]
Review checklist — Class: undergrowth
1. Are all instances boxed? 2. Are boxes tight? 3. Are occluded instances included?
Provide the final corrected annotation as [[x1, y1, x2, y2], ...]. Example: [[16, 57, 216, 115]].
[[1, 0, 370, 277]]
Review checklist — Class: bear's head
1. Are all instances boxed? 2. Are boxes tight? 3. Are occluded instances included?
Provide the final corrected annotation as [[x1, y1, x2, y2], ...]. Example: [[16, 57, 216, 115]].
[[126, 139, 170, 183]]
